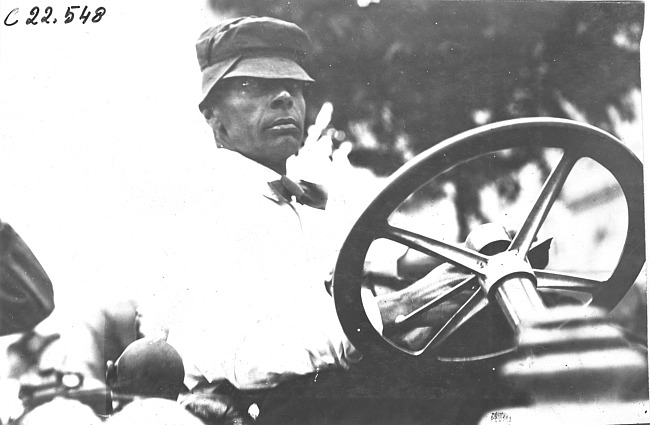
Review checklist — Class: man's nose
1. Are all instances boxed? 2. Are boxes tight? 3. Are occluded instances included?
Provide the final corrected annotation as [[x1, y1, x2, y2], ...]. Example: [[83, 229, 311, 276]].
[[270, 89, 294, 109]]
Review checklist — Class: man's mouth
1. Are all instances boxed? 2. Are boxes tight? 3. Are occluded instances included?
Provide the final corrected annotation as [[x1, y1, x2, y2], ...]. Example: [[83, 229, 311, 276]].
[[266, 118, 301, 132]]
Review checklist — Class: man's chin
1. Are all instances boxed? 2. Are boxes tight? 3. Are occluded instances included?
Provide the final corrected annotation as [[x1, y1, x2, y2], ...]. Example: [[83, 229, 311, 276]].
[[253, 138, 301, 171], [275, 137, 301, 157]]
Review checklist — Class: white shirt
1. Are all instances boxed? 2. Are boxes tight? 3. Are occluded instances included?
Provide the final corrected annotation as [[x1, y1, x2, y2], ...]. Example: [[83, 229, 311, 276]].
[[163, 148, 380, 391]]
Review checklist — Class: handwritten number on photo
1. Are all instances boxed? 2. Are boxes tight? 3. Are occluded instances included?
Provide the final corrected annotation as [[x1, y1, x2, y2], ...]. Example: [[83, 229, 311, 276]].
[[5, 6, 106, 26]]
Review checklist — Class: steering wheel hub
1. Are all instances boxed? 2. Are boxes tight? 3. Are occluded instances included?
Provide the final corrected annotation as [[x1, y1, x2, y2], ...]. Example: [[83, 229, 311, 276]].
[[479, 251, 536, 299]]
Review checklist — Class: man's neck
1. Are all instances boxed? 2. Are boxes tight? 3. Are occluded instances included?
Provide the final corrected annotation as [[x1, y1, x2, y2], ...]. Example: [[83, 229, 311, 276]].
[[266, 162, 287, 176], [248, 155, 287, 175]]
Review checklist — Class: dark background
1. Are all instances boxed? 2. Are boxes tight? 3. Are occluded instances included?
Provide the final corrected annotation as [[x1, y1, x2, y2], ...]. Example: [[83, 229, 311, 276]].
[[209, 0, 643, 238]]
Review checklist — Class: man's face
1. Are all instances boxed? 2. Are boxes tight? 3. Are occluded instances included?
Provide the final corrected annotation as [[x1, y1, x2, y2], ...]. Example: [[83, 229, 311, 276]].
[[206, 77, 307, 172]]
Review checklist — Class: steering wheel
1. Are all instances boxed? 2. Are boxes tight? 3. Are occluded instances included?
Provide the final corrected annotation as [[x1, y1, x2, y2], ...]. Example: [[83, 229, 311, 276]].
[[333, 118, 645, 361]]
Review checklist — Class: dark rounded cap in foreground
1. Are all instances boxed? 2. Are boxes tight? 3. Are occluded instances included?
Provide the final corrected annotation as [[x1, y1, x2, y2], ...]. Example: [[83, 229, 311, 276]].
[[196, 16, 314, 109], [114, 338, 185, 400]]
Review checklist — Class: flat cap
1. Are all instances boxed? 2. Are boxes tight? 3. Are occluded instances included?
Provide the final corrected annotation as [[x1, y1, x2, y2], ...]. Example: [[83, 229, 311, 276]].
[[196, 16, 314, 109]]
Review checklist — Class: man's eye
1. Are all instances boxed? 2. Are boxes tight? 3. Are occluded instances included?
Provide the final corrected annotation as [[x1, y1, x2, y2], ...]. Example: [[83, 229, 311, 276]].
[[289, 82, 302, 91], [284, 81, 307, 94], [240, 79, 265, 93]]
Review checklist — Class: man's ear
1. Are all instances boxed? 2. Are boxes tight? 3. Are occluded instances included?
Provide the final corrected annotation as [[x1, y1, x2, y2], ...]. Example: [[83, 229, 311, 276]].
[[203, 108, 229, 147]]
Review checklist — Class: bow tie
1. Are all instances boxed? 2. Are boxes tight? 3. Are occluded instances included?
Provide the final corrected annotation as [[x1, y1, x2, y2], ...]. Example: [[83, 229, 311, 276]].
[[269, 176, 328, 210]]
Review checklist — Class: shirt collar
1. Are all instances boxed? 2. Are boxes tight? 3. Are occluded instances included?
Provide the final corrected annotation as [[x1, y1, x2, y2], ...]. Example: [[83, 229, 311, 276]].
[[213, 148, 288, 204]]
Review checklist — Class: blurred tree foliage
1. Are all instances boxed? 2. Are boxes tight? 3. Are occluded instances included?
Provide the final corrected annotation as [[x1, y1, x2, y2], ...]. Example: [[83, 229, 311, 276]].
[[208, 0, 642, 237]]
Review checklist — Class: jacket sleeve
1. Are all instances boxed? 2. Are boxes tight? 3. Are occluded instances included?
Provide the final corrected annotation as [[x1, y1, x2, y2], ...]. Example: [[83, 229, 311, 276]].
[[0, 220, 55, 336]]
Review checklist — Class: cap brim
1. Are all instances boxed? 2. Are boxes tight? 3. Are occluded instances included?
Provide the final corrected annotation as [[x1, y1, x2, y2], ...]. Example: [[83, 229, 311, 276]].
[[199, 55, 241, 109], [223, 56, 314, 83], [199, 56, 314, 109]]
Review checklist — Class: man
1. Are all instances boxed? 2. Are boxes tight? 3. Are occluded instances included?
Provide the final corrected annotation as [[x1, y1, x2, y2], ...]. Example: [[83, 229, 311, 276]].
[[161, 16, 503, 424], [165, 13, 379, 391]]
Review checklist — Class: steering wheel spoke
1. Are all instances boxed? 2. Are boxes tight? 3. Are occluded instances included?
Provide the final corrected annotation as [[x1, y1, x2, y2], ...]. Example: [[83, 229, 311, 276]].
[[382, 225, 488, 274], [509, 151, 580, 258], [534, 270, 601, 294], [394, 275, 477, 327], [412, 288, 489, 356]]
